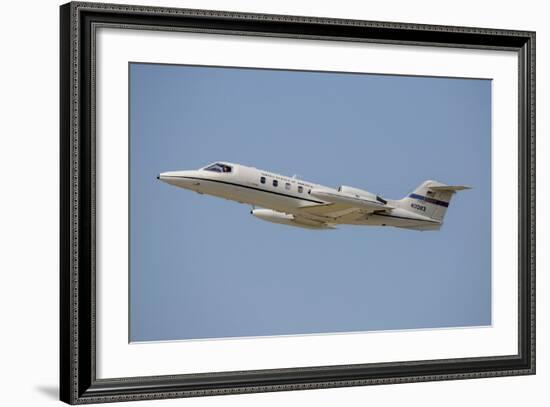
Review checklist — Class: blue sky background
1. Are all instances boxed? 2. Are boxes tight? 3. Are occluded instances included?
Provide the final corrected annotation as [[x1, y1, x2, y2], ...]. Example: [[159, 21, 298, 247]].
[[129, 63, 492, 342]]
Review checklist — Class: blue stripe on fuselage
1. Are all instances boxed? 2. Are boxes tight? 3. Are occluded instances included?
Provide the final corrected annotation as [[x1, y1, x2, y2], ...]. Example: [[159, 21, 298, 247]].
[[409, 193, 449, 207]]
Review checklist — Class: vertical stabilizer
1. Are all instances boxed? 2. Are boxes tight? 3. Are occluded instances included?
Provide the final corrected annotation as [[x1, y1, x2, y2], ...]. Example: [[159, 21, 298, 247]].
[[397, 180, 470, 222]]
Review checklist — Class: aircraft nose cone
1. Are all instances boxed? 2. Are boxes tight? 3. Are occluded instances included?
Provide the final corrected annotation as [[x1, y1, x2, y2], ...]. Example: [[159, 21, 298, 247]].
[[157, 173, 170, 182], [157, 171, 175, 185], [157, 170, 201, 189]]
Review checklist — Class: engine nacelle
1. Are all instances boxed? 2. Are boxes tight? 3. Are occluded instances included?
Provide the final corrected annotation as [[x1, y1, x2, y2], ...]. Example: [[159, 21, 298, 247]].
[[337, 185, 377, 201]]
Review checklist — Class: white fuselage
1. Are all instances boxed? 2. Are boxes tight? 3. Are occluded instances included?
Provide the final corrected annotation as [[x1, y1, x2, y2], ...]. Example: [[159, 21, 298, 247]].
[[158, 162, 441, 230], [159, 163, 325, 212]]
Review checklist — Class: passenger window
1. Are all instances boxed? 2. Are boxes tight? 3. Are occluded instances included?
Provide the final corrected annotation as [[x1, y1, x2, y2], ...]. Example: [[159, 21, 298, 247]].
[[298, 186, 303, 193], [260, 176, 266, 184], [273, 180, 278, 187], [285, 183, 291, 190]]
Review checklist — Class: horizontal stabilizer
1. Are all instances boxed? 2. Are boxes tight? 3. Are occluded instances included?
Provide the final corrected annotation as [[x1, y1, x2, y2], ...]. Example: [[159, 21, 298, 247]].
[[429, 185, 471, 192], [398, 224, 442, 231]]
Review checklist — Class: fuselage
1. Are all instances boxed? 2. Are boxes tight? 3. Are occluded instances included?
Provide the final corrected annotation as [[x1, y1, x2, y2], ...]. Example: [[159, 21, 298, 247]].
[[158, 162, 442, 230], [159, 162, 328, 212]]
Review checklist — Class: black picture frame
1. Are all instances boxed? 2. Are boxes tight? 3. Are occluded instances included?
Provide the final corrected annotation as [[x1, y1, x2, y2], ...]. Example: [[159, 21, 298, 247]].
[[60, 1, 536, 404]]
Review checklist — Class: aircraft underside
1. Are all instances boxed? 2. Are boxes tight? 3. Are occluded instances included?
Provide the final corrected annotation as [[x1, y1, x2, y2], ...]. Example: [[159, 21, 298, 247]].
[[253, 207, 441, 231]]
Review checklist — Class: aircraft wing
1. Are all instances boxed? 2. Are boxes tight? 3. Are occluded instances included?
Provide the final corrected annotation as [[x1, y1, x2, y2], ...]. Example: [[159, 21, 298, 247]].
[[297, 188, 391, 220]]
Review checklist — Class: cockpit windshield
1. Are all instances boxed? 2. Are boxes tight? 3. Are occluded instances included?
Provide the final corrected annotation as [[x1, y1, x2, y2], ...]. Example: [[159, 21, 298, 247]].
[[203, 163, 232, 173]]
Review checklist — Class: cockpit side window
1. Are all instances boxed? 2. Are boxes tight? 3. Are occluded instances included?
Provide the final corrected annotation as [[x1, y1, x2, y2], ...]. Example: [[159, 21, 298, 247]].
[[204, 163, 232, 173]]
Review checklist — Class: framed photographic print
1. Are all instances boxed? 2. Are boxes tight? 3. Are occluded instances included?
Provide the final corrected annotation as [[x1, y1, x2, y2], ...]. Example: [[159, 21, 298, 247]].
[[60, 1, 536, 404]]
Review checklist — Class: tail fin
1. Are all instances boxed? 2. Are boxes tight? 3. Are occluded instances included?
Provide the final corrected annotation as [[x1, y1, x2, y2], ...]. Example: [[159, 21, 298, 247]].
[[397, 180, 470, 222]]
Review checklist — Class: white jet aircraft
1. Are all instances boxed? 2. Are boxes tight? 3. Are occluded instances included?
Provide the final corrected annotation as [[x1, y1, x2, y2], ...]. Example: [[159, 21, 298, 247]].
[[158, 162, 470, 231]]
